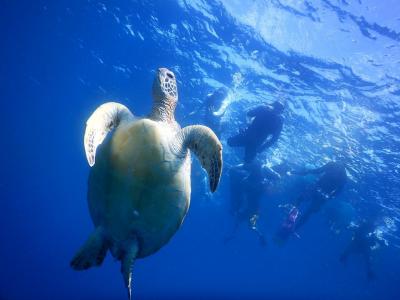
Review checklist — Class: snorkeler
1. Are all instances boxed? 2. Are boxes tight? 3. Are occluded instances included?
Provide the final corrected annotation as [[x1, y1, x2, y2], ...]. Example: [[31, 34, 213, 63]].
[[275, 161, 347, 243], [225, 159, 282, 246], [340, 218, 379, 280], [293, 161, 347, 229], [203, 87, 229, 137], [228, 101, 284, 163]]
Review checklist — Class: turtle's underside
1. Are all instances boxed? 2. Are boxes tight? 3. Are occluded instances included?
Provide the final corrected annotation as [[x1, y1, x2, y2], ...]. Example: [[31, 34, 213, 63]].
[[71, 68, 223, 299]]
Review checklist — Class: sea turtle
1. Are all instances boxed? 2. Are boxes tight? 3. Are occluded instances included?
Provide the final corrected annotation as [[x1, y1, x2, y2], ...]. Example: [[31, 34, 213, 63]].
[[70, 68, 223, 299]]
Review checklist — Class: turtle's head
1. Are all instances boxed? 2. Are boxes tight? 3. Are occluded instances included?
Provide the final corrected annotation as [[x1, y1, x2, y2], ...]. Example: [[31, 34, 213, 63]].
[[152, 68, 178, 109]]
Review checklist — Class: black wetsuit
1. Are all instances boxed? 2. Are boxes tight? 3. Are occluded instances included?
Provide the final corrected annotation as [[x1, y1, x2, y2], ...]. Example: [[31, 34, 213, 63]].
[[294, 162, 347, 230], [228, 105, 283, 163], [227, 162, 280, 245]]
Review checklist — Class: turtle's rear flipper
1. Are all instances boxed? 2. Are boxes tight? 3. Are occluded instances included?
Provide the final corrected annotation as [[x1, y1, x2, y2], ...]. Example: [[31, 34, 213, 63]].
[[70, 227, 108, 270], [121, 240, 139, 300]]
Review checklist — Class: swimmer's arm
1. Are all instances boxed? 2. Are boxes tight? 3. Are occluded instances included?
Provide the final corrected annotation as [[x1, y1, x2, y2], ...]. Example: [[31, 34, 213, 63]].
[[189, 98, 208, 117], [200, 92, 217, 112], [330, 184, 345, 198], [247, 106, 263, 117], [262, 166, 281, 181], [258, 121, 282, 152], [291, 165, 327, 176], [258, 133, 279, 152], [307, 165, 327, 174]]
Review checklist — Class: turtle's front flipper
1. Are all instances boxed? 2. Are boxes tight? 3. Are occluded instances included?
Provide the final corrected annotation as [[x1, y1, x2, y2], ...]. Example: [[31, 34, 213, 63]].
[[177, 125, 223, 192], [84, 102, 134, 166], [121, 240, 139, 300], [70, 226, 108, 270]]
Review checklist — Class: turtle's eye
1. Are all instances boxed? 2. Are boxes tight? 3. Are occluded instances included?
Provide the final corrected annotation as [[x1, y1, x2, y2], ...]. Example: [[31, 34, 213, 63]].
[[166, 72, 174, 79]]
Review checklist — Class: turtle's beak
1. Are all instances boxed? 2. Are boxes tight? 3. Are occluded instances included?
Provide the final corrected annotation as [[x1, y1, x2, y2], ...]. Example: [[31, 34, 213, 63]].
[[155, 67, 177, 101], [158, 67, 168, 75], [158, 68, 175, 81]]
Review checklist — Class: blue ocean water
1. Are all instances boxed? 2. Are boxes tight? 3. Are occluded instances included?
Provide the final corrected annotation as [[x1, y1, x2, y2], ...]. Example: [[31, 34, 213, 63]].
[[1, 0, 400, 299]]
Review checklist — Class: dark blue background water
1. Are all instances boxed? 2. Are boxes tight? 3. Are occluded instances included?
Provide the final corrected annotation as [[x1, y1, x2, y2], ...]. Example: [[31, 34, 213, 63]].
[[1, 0, 400, 299]]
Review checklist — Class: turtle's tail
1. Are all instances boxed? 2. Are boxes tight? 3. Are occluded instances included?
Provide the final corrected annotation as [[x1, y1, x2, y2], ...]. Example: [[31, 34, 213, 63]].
[[121, 239, 139, 300], [70, 226, 108, 270]]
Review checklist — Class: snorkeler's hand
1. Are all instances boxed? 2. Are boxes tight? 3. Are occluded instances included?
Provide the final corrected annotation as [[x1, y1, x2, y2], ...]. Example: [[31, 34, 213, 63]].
[[289, 168, 308, 176], [288, 169, 300, 175]]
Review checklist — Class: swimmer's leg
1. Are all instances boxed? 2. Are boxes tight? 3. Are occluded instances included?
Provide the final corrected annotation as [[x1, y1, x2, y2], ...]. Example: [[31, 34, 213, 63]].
[[224, 215, 242, 244], [364, 251, 375, 280], [227, 130, 247, 147], [229, 194, 242, 216], [295, 191, 324, 230], [339, 245, 351, 264], [248, 214, 266, 246], [229, 167, 246, 215], [294, 209, 312, 230], [293, 191, 311, 208], [244, 146, 258, 163], [295, 202, 321, 230]]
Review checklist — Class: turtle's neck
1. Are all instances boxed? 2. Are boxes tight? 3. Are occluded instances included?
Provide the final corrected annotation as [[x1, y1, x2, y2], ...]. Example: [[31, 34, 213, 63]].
[[150, 98, 176, 123]]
